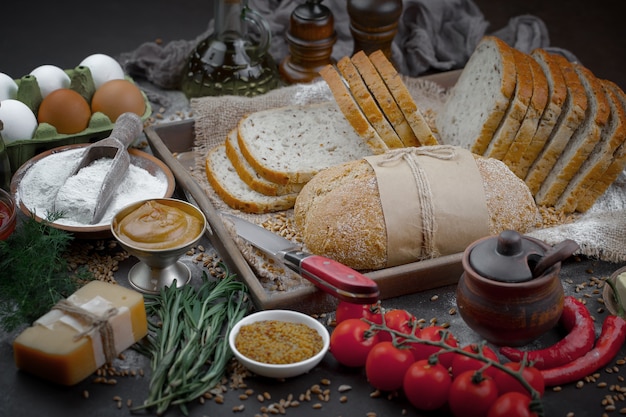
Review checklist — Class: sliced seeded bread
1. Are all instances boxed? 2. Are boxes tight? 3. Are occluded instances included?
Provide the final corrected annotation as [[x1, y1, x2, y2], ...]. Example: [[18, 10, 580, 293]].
[[524, 53, 588, 195], [224, 129, 305, 197], [556, 79, 626, 212], [576, 80, 626, 212], [484, 48, 535, 160], [236, 101, 374, 185], [351, 50, 421, 147], [436, 36, 517, 154], [368, 50, 439, 146], [502, 51, 549, 175], [515, 48, 568, 179], [319, 65, 389, 155], [535, 63, 610, 206], [336, 56, 404, 149], [205, 144, 298, 214]]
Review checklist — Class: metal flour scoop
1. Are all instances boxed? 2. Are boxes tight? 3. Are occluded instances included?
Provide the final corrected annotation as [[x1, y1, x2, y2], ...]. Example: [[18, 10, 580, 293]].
[[54, 112, 143, 224]]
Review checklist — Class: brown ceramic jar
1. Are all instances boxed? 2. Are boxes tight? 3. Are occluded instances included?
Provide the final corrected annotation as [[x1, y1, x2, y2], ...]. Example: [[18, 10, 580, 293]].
[[456, 230, 566, 346]]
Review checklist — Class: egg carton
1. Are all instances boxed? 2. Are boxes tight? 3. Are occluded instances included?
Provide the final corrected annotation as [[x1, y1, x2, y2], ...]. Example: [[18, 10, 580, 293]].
[[6, 66, 151, 173]]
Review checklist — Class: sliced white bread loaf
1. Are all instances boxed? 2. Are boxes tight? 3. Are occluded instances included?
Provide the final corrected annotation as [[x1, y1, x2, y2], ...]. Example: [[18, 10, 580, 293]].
[[350, 50, 421, 147], [224, 129, 305, 197], [502, 51, 550, 175], [576, 80, 626, 212], [524, 53, 588, 195], [556, 79, 626, 212], [368, 50, 439, 146], [534, 63, 610, 206], [336, 56, 405, 148], [436, 36, 517, 154], [515, 48, 567, 179], [319, 65, 390, 155], [205, 144, 298, 214], [484, 48, 535, 160], [236, 101, 374, 185]]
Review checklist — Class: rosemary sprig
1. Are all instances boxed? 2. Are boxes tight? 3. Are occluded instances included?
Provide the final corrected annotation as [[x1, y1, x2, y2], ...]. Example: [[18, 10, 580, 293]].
[[133, 268, 251, 416], [0, 214, 87, 332]]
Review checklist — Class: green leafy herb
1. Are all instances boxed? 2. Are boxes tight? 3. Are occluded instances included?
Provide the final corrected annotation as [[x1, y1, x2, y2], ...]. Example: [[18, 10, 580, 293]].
[[0, 214, 89, 331], [133, 268, 251, 415]]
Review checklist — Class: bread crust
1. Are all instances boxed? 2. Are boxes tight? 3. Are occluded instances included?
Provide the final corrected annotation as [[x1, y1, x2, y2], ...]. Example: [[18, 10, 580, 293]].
[[369, 50, 439, 146]]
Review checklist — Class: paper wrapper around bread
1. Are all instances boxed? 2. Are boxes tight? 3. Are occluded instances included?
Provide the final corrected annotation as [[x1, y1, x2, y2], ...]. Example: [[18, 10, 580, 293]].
[[12, 281, 148, 386], [364, 145, 490, 267]]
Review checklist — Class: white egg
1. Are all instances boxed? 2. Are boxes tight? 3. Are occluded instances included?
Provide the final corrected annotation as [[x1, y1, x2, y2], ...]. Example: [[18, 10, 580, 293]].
[[0, 73, 18, 101], [0, 99, 38, 143], [79, 53, 125, 89], [29, 65, 71, 98]]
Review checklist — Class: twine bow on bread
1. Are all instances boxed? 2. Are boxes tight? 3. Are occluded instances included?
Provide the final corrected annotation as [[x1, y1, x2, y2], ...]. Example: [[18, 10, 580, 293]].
[[374, 145, 458, 260], [53, 299, 119, 364]]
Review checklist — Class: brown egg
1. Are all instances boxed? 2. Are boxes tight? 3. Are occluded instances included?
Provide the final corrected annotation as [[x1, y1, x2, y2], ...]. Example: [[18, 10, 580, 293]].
[[37, 88, 91, 134], [91, 79, 146, 122]]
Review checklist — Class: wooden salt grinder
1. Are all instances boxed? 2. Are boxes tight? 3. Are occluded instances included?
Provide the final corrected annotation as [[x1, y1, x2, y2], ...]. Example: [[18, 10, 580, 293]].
[[347, 0, 403, 60], [279, 0, 336, 84]]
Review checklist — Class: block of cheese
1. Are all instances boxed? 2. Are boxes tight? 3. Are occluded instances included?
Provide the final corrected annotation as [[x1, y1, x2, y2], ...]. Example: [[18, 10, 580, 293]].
[[13, 280, 147, 386], [617, 272, 626, 311]]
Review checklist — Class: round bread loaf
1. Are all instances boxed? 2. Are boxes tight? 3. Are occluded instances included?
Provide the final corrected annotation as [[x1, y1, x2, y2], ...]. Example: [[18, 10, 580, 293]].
[[294, 155, 541, 270]]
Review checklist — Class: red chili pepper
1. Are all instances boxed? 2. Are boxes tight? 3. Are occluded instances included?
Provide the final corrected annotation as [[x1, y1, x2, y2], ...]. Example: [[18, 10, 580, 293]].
[[540, 314, 626, 386], [499, 296, 595, 369]]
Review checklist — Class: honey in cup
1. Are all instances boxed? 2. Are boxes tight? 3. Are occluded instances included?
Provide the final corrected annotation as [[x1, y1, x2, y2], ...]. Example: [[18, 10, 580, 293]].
[[113, 199, 204, 250]]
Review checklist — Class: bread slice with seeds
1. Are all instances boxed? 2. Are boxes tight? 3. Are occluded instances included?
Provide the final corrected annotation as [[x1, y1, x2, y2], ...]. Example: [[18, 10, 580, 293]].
[[501, 50, 549, 175], [319, 65, 389, 155], [205, 144, 298, 214], [576, 80, 626, 212], [514, 48, 568, 179], [350, 50, 420, 147], [224, 129, 305, 197], [484, 48, 535, 160], [534, 63, 610, 206], [436, 36, 517, 154], [336, 56, 404, 149], [524, 53, 588, 195], [368, 50, 439, 146], [236, 101, 374, 185]]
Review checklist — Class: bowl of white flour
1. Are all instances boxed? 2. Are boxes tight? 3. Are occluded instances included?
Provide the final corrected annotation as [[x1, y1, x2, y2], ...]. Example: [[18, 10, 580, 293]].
[[10, 143, 176, 238]]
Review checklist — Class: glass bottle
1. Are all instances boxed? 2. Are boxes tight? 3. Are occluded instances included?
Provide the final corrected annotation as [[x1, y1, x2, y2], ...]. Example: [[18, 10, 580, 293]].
[[181, 0, 281, 98]]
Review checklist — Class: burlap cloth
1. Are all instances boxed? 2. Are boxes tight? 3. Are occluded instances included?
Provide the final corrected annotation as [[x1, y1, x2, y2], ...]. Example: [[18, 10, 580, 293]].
[[189, 77, 626, 284]]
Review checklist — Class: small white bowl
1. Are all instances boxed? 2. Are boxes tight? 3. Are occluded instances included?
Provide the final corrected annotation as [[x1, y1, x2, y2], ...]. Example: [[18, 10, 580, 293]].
[[229, 309, 330, 379]]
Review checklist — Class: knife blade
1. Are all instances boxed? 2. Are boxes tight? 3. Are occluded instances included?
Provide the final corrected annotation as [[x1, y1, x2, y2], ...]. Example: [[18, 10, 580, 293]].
[[222, 213, 379, 304]]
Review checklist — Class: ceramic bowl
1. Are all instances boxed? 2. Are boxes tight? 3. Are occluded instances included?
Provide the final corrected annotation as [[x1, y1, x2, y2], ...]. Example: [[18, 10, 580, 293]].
[[10, 143, 175, 239], [0, 188, 17, 240], [111, 198, 206, 294], [229, 310, 330, 379]]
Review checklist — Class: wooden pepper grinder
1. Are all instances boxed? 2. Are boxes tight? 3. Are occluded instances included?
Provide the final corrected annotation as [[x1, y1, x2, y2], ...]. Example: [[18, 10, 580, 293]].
[[279, 0, 337, 84], [347, 0, 403, 60]]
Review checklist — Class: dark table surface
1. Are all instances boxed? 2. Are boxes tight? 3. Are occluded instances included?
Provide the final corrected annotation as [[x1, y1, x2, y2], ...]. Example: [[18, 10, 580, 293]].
[[2, 1, 626, 416]]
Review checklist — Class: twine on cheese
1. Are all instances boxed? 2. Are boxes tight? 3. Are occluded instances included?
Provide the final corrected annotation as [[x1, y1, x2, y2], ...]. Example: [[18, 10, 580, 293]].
[[376, 145, 457, 258], [53, 299, 119, 364]]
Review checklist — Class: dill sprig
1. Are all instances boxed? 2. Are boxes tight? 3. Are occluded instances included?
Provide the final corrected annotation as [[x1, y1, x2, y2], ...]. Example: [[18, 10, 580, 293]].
[[0, 214, 86, 332], [133, 269, 252, 416]]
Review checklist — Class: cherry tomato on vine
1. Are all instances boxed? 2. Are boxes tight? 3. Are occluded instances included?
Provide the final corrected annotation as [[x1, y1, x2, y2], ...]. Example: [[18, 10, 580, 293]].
[[493, 362, 545, 397], [450, 343, 500, 379], [412, 325, 458, 368], [448, 370, 499, 417], [379, 308, 417, 342], [365, 341, 415, 392], [330, 318, 380, 367], [335, 300, 382, 325], [403, 359, 452, 411], [487, 392, 539, 417]]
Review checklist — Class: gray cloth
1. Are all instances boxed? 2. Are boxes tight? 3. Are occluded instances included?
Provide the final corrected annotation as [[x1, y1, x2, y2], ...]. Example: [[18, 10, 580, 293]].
[[119, 0, 568, 89]]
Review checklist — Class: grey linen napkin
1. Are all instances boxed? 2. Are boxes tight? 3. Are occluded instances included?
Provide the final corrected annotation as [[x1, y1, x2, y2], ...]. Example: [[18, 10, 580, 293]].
[[118, 0, 565, 90]]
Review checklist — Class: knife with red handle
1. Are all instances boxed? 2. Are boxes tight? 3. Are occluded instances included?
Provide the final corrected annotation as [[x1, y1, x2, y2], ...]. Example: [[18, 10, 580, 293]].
[[222, 213, 380, 304]]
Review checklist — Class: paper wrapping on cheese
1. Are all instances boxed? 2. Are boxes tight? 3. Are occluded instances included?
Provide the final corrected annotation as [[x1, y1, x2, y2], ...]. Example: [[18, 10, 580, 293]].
[[13, 281, 147, 386], [364, 146, 490, 267]]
